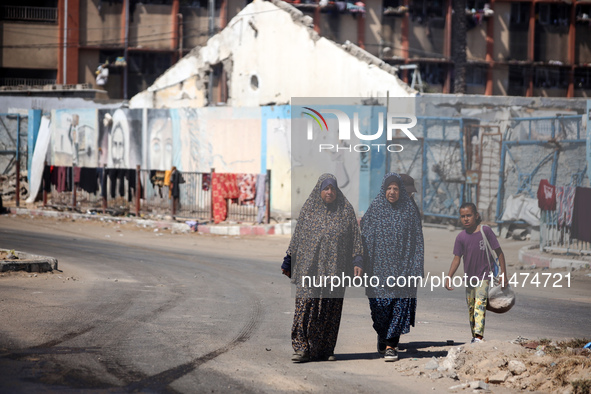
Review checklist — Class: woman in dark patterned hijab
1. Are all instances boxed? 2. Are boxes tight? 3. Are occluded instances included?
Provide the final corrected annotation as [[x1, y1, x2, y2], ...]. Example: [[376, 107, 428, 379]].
[[361, 172, 424, 362], [281, 173, 363, 362]]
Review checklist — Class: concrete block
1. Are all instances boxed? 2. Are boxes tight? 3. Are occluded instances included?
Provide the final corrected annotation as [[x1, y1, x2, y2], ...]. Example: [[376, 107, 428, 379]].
[[550, 259, 590, 270], [211, 226, 229, 235], [197, 225, 211, 234], [227, 226, 240, 236], [171, 223, 190, 234], [519, 248, 550, 268], [253, 226, 266, 236]]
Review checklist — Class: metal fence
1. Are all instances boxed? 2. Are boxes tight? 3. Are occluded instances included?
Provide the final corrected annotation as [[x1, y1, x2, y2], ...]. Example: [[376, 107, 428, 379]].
[[0, 6, 57, 22], [496, 116, 588, 224], [141, 170, 211, 219], [540, 210, 591, 255], [0, 113, 27, 206], [0, 78, 57, 87], [44, 169, 267, 224]]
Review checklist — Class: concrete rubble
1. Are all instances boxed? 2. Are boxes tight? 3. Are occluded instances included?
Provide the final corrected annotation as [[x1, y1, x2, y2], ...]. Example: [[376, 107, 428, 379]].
[[393, 339, 590, 393], [0, 248, 58, 272]]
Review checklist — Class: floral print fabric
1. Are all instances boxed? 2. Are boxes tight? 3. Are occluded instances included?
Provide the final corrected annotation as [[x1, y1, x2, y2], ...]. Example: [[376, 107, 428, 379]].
[[212, 173, 239, 224]]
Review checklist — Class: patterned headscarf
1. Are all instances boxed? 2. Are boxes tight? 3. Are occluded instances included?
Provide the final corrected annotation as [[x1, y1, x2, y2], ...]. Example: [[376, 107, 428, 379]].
[[288, 173, 363, 298], [361, 172, 424, 298]]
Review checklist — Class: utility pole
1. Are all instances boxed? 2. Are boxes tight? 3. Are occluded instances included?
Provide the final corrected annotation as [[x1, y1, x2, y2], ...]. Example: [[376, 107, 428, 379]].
[[452, 0, 467, 93], [123, 0, 129, 100], [208, 0, 215, 105]]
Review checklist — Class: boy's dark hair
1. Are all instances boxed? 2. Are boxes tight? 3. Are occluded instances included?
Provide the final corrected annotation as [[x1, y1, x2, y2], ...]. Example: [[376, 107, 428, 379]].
[[459, 202, 482, 224]]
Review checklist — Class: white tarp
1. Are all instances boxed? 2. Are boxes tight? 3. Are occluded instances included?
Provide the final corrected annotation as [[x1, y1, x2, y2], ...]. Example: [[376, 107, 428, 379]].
[[501, 193, 541, 226], [26, 116, 51, 203]]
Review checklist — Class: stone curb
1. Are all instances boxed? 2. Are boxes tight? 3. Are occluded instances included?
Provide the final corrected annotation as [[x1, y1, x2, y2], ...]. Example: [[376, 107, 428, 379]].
[[7, 207, 291, 236], [196, 222, 291, 236], [0, 248, 58, 273], [518, 245, 591, 270]]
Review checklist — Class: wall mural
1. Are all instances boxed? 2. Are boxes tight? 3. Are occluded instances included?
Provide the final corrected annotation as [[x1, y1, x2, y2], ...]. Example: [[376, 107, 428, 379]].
[[97, 109, 142, 169], [146, 109, 173, 171], [51, 109, 98, 167]]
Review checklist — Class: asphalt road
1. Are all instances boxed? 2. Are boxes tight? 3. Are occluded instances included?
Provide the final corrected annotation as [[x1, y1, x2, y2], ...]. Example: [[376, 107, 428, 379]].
[[1, 216, 590, 393]]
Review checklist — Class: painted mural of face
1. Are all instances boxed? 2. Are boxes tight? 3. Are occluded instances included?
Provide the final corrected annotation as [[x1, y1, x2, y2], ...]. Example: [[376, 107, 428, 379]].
[[149, 117, 172, 170], [111, 125, 125, 168], [109, 109, 130, 168]]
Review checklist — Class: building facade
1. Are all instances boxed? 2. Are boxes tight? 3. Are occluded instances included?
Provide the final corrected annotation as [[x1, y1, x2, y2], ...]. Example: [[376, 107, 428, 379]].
[[0, 0, 245, 100], [290, 0, 591, 97], [2, 0, 591, 98]]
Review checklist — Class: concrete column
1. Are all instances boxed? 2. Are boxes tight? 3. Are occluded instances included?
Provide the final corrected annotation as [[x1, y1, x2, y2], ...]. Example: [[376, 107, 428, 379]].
[[443, 0, 452, 94], [357, 13, 365, 49], [57, 0, 64, 84], [485, 0, 495, 96], [526, 1, 535, 97], [401, 0, 409, 83], [567, 1, 576, 98], [66, 0, 80, 85]]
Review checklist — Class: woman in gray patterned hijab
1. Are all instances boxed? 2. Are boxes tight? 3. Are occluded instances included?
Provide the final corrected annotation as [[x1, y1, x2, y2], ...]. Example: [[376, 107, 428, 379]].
[[281, 173, 363, 362]]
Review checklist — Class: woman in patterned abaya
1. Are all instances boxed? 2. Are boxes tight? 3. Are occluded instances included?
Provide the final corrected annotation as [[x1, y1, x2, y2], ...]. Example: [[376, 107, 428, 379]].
[[281, 174, 363, 363], [361, 173, 424, 362]]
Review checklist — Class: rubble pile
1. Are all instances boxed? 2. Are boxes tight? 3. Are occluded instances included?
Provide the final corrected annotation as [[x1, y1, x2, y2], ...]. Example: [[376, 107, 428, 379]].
[[394, 338, 591, 393], [0, 173, 29, 200]]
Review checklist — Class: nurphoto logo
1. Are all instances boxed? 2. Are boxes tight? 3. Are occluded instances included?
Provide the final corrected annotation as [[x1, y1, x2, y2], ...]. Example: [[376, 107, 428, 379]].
[[302, 107, 418, 153]]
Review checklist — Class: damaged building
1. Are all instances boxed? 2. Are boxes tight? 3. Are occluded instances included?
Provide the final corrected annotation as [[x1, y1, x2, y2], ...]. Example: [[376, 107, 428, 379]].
[[2, 0, 591, 98]]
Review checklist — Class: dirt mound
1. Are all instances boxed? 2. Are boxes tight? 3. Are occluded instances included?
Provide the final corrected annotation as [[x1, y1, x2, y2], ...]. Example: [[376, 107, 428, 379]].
[[395, 338, 591, 393]]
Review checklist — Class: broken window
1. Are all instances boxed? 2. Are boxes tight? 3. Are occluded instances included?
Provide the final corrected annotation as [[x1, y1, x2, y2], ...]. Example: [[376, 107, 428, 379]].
[[576, 4, 591, 23], [0, 67, 56, 87], [465, 64, 487, 86], [537, 3, 569, 27], [419, 62, 446, 86], [510, 3, 530, 27], [179, 0, 222, 9], [208, 63, 228, 105], [534, 66, 568, 89], [409, 0, 444, 23], [507, 65, 529, 96], [0, 0, 58, 22], [574, 67, 591, 90], [508, 3, 530, 61]]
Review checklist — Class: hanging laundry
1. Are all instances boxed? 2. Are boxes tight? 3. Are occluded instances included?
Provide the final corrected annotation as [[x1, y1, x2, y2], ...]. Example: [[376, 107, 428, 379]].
[[65, 167, 72, 192], [556, 186, 576, 228], [79, 167, 98, 195], [117, 169, 125, 198], [537, 179, 556, 211], [571, 187, 591, 243], [73, 167, 82, 185], [98, 168, 107, 199], [212, 173, 239, 224], [202, 173, 211, 191], [170, 167, 184, 199], [255, 173, 267, 224], [43, 165, 52, 193], [150, 170, 165, 198], [164, 170, 172, 188], [50, 165, 58, 189], [107, 169, 117, 198], [56, 166, 67, 193], [126, 169, 136, 202], [237, 173, 256, 205]]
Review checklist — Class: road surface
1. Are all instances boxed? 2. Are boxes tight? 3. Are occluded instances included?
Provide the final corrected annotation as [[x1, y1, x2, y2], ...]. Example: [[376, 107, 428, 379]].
[[1, 215, 589, 392]]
